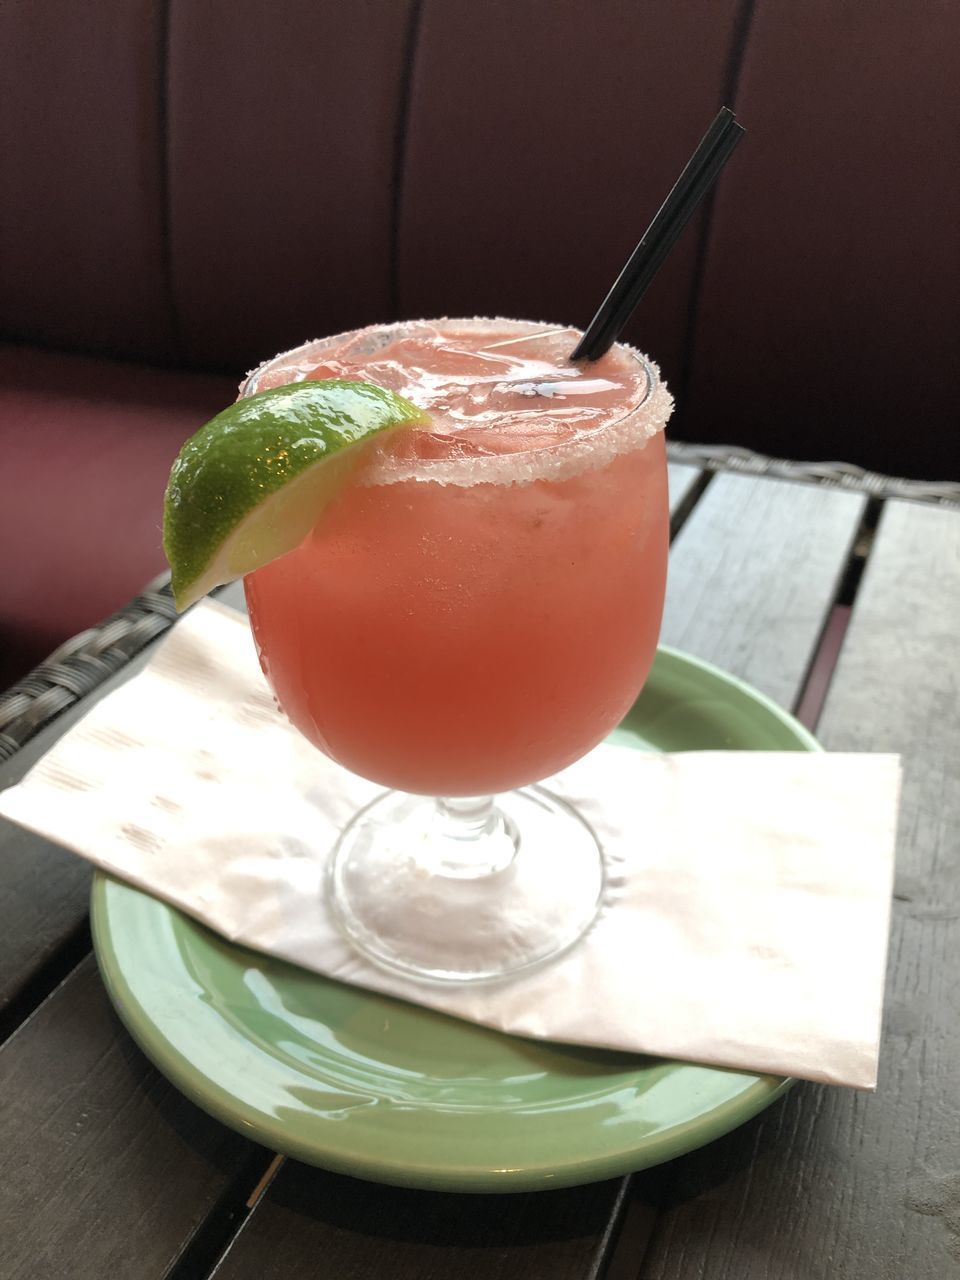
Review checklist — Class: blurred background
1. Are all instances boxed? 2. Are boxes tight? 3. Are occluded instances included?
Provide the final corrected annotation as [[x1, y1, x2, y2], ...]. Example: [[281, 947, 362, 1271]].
[[1, 0, 958, 688]]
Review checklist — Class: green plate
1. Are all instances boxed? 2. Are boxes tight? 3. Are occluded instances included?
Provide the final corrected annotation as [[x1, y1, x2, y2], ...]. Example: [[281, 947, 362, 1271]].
[[91, 647, 819, 1193]]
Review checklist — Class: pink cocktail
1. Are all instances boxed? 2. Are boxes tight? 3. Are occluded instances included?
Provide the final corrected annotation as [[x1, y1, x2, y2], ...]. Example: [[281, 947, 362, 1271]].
[[243, 319, 673, 981]]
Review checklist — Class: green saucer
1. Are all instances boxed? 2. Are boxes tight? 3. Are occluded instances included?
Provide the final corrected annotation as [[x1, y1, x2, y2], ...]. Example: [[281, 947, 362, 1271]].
[[91, 647, 818, 1193]]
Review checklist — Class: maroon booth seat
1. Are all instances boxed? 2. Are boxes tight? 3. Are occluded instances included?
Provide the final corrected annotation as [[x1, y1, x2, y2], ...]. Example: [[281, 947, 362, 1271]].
[[0, 347, 234, 687], [1, 0, 958, 688]]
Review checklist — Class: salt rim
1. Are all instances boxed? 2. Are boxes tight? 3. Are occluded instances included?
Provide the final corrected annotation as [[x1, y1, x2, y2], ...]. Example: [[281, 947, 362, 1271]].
[[241, 318, 674, 488]]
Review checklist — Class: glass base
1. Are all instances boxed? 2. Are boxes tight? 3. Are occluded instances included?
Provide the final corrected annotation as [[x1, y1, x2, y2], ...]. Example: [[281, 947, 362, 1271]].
[[327, 788, 606, 983]]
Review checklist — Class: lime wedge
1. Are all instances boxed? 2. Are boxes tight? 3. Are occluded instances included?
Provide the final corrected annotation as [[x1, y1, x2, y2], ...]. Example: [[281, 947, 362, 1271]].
[[163, 379, 427, 610]]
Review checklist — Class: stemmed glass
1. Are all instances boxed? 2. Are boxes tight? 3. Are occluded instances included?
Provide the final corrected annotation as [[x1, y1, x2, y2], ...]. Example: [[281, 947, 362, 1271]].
[[242, 319, 671, 982]]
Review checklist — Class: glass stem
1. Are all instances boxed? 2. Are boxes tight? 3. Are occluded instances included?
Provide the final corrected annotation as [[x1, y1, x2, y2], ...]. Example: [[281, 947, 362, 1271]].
[[430, 796, 520, 879]]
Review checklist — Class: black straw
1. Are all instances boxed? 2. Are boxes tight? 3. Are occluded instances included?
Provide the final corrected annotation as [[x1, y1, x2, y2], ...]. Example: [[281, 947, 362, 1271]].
[[571, 106, 746, 362]]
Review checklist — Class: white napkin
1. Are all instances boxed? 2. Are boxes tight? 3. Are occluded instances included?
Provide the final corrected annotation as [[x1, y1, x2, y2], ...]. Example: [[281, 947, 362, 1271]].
[[0, 601, 899, 1088]]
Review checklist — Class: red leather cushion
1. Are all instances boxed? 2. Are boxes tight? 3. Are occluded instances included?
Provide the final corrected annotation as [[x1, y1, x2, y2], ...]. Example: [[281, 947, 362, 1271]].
[[684, 0, 960, 479], [166, 0, 417, 373], [0, 0, 175, 363], [397, 0, 745, 399], [0, 346, 234, 687]]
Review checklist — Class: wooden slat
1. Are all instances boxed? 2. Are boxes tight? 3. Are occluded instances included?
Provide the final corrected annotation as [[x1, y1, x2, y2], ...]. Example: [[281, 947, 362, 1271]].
[[0, 823, 90, 1016], [0, 956, 267, 1280], [661, 473, 865, 708], [666, 462, 702, 516], [212, 1166, 626, 1280], [637, 500, 960, 1279]]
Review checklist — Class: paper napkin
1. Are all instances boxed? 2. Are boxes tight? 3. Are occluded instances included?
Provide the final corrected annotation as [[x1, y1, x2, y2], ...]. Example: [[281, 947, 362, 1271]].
[[0, 601, 900, 1088]]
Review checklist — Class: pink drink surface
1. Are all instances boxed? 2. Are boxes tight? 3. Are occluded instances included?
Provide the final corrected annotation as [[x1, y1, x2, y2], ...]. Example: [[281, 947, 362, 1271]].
[[244, 321, 670, 796]]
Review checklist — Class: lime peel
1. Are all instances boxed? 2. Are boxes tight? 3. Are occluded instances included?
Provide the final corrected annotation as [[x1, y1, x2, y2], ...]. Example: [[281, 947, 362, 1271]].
[[163, 380, 427, 610]]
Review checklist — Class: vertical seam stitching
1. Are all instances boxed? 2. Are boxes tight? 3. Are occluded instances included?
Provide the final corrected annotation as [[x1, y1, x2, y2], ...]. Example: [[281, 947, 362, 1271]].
[[389, 0, 426, 320], [676, 0, 757, 418], [157, 0, 182, 363]]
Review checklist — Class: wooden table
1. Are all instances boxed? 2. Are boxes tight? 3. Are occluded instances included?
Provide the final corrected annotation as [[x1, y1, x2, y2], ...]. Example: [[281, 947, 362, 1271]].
[[1, 452, 958, 1280]]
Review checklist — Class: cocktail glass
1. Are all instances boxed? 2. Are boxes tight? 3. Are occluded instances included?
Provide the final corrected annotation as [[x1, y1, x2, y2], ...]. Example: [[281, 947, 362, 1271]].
[[242, 319, 672, 982]]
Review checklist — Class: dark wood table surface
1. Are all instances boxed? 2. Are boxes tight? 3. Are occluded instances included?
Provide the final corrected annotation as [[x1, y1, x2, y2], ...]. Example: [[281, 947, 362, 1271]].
[[1, 456, 958, 1280]]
